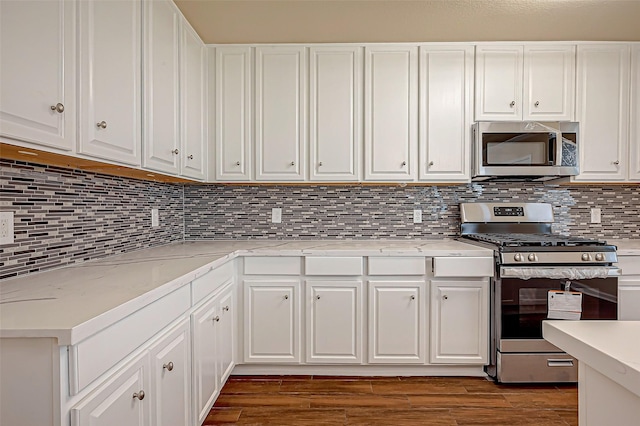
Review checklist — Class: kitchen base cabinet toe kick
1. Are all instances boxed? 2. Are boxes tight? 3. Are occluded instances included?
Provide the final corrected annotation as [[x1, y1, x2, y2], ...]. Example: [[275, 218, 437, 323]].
[[0, 247, 493, 426]]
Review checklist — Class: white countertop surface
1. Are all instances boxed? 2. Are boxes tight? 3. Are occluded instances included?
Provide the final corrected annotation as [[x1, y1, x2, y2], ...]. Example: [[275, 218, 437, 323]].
[[611, 240, 640, 256], [543, 321, 640, 397], [0, 239, 491, 345]]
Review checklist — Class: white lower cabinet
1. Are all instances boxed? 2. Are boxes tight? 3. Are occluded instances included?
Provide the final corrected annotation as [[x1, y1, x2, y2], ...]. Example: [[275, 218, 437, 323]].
[[430, 280, 489, 364], [217, 286, 236, 387], [243, 280, 301, 363], [618, 255, 640, 320], [148, 318, 191, 426], [306, 280, 363, 363], [368, 280, 426, 363], [71, 349, 150, 426]]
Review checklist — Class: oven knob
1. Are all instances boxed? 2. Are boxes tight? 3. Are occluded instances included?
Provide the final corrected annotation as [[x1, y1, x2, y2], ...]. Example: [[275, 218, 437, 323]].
[[581, 253, 591, 261], [514, 253, 523, 262], [528, 253, 537, 262], [595, 253, 604, 261]]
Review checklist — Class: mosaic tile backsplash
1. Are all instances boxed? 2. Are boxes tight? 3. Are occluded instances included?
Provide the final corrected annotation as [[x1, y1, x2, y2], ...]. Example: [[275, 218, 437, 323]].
[[2, 157, 639, 279], [184, 184, 640, 240], [1, 160, 184, 279]]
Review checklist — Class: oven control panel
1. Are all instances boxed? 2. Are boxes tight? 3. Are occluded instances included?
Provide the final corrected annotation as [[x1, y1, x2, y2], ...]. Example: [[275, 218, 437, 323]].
[[501, 251, 618, 264], [494, 206, 524, 217]]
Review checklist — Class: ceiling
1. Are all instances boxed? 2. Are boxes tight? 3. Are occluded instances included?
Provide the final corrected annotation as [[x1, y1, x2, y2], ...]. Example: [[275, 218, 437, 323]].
[[173, 0, 640, 44]]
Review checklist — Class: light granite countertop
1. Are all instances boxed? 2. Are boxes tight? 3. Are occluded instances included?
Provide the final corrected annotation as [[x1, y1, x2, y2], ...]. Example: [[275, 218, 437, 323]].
[[611, 240, 640, 256], [0, 239, 492, 345]]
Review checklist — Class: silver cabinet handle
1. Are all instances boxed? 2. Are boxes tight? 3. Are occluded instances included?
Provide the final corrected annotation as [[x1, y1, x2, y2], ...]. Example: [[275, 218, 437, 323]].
[[172, 149, 179, 155], [443, 295, 448, 300], [290, 161, 295, 166], [223, 306, 230, 311], [50, 103, 64, 113], [132, 390, 145, 400], [318, 162, 323, 166], [410, 295, 415, 300], [534, 101, 540, 107], [163, 362, 174, 371], [187, 154, 194, 160], [316, 295, 321, 300], [213, 316, 220, 322], [428, 161, 434, 166], [613, 160, 620, 165], [284, 295, 289, 300], [401, 161, 407, 166], [96, 121, 107, 129], [235, 161, 241, 166], [509, 101, 516, 108]]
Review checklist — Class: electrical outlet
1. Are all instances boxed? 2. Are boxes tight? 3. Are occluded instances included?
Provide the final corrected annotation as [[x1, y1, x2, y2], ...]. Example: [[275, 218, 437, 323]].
[[271, 208, 282, 224], [0, 211, 15, 245], [590, 208, 601, 224], [413, 209, 423, 224], [151, 208, 159, 227]]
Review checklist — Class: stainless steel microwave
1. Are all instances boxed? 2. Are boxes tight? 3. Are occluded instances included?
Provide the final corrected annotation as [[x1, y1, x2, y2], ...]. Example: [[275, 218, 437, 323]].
[[472, 121, 579, 182]]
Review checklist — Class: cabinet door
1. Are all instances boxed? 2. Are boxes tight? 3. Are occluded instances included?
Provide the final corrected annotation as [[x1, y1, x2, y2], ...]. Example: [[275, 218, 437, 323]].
[[244, 280, 301, 362], [364, 45, 418, 181], [71, 352, 150, 426], [309, 46, 362, 181], [180, 20, 207, 180], [142, 0, 180, 175], [475, 45, 523, 121], [419, 46, 473, 181], [148, 318, 190, 426], [191, 295, 219, 425], [368, 281, 426, 363], [306, 280, 363, 363], [78, 0, 141, 165], [255, 46, 306, 181], [215, 47, 253, 181], [217, 285, 235, 386], [630, 44, 640, 181], [430, 280, 488, 364], [523, 45, 575, 121], [619, 282, 640, 321], [0, 0, 75, 151], [575, 44, 630, 181]]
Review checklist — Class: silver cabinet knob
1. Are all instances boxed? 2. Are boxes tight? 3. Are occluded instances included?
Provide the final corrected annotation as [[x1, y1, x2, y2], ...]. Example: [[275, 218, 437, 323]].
[[172, 149, 179, 155], [50, 103, 64, 113], [284, 295, 289, 300], [534, 101, 540, 107], [595, 253, 604, 261], [316, 295, 321, 300], [187, 154, 194, 160], [163, 362, 174, 371], [401, 161, 407, 166], [318, 162, 323, 166], [613, 160, 620, 166], [443, 295, 448, 300], [235, 161, 241, 166], [132, 390, 145, 400], [96, 121, 107, 129], [410, 295, 416, 300], [213, 316, 220, 322], [509, 101, 516, 108], [290, 161, 295, 166], [581, 253, 591, 261], [223, 306, 230, 311]]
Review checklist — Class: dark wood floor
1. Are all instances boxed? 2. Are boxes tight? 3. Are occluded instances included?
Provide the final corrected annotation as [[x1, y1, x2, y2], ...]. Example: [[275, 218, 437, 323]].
[[204, 375, 578, 425]]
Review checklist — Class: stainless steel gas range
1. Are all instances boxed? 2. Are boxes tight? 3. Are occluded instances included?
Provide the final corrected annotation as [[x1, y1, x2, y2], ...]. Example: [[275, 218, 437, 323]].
[[460, 202, 620, 383]]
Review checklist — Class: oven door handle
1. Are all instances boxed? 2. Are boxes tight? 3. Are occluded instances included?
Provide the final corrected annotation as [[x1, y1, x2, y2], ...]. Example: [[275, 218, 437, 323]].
[[499, 266, 621, 279]]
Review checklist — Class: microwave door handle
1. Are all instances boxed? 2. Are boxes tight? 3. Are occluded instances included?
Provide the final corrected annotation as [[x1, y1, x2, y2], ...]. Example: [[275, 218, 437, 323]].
[[555, 130, 563, 166]]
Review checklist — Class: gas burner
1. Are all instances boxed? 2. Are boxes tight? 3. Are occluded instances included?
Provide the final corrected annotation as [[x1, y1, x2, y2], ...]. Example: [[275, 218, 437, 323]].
[[466, 233, 607, 248]]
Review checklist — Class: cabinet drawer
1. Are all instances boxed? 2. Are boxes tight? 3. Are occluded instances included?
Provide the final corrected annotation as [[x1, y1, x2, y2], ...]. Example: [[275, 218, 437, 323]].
[[368, 257, 426, 275], [433, 257, 494, 277], [305, 257, 363, 276], [244, 256, 301, 275], [192, 261, 234, 304], [70, 285, 191, 395], [618, 256, 640, 275]]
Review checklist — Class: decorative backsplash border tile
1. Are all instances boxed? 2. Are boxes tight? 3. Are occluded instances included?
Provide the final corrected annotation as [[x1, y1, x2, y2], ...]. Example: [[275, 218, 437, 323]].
[[1, 159, 184, 280]]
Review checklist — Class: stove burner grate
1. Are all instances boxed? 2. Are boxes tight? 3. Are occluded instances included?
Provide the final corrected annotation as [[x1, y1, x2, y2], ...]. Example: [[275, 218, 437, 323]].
[[466, 233, 607, 247]]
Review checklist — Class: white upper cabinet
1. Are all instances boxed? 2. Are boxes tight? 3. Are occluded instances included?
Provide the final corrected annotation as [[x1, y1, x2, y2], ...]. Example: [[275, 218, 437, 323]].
[[364, 45, 418, 181], [309, 46, 363, 181], [255, 46, 306, 181], [142, 0, 181, 175], [78, 0, 141, 166], [475, 44, 575, 121], [214, 46, 253, 181], [523, 45, 575, 121], [0, 0, 75, 151], [180, 20, 207, 180], [630, 44, 640, 182], [574, 44, 630, 182], [418, 45, 473, 181]]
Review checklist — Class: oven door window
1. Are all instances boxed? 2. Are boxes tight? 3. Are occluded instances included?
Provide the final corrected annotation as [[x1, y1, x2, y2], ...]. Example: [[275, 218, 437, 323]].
[[482, 133, 556, 166], [500, 277, 617, 339]]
